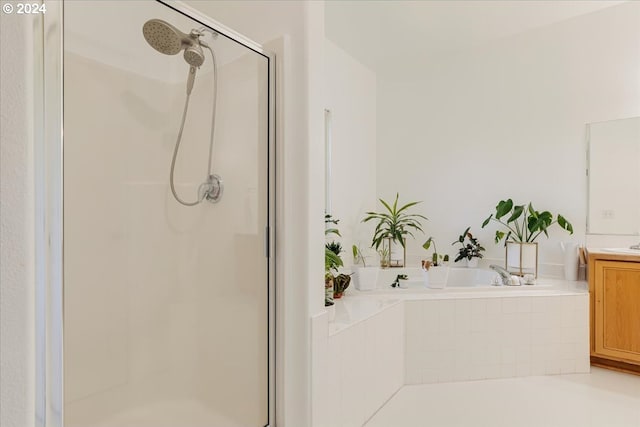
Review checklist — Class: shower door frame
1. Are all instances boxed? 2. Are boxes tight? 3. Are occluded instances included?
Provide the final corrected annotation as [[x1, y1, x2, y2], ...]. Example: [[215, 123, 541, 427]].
[[37, 1, 277, 426]]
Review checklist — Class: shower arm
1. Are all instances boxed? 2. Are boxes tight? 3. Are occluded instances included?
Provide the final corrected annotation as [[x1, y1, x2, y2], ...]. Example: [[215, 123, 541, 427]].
[[193, 27, 219, 38]]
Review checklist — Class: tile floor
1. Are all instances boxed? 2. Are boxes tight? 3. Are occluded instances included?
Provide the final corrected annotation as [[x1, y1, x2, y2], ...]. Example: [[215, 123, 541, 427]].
[[365, 367, 640, 427]]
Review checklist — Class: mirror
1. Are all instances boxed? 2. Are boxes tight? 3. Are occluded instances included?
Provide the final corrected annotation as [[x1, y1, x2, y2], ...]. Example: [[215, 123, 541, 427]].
[[587, 116, 640, 235], [325, 108, 332, 214]]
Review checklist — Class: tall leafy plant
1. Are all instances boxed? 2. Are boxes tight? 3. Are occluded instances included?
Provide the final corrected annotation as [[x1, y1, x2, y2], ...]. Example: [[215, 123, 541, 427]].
[[482, 199, 573, 244], [325, 214, 343, 276], [362, 193, 427, 250]]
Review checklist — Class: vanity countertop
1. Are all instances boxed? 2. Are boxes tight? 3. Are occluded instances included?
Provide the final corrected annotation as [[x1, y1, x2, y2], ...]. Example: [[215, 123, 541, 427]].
[[587, 248, 640, 262]]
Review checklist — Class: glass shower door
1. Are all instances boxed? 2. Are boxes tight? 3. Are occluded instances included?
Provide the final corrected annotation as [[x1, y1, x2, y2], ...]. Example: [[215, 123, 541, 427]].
[[62, 1, 272, 426]]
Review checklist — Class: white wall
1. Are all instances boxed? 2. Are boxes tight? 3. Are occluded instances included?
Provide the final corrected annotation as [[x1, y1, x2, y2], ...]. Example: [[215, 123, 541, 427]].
[[0, 12, 36, 427], [309, 38, 377, 427], [377, 2, 640, 275], [324, 39, 378, 267]]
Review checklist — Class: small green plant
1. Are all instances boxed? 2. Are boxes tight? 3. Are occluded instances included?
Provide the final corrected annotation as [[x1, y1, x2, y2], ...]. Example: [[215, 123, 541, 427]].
[[452, 227, 485, 262], [362, 193, 427, 251], [325, 214, 343, 278], [325, 213, 340, 237], [352, 244, 368, 267], [423, 237, 449, 266], [326, 241, 343, 257], [390, 274, 408, 288], [333, 273, 351, 298], [378, 246, 390, 268], [325, 250, 343, 275], [325, 214, 343, 307], [482, 199, 573, 244]]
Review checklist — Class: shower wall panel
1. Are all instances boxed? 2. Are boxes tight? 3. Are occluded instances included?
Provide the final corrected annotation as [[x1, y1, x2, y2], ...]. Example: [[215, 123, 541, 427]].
[[63, 2, 270, 426]]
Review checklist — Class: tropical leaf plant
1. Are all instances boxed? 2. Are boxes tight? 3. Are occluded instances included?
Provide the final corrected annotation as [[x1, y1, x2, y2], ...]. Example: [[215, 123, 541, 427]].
[[452, 227, 485, 262], [482, 199, 573, 244], [362, 193, 427, 250], [325, 248, 343, 275]]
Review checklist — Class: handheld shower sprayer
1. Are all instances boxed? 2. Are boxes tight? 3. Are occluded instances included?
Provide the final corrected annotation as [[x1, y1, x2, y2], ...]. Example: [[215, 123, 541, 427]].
[[142, 19, 222, 206], [142, 19, 207, 95]]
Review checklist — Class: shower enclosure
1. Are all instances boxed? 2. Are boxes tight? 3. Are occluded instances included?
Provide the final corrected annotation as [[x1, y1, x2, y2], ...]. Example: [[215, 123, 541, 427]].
[[39, 1, 275, 426]]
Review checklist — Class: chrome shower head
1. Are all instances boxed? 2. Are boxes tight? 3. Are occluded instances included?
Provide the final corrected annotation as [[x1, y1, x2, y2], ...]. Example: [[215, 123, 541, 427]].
[[143, 19, 187, 56], [184, 43, 205, 67], [143, 19, 205, 68]]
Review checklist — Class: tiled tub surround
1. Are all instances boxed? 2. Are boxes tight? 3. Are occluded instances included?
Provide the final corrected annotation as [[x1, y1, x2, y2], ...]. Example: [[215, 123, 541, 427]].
[[318, 277, 589, 426], [404, 291, 590, 385], [324, 299, 405, 427]]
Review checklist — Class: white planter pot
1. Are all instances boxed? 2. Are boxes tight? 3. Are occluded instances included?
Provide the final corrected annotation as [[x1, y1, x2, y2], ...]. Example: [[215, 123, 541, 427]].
[[354, 267, 379, 291], [467, 258, 479, 268], [506, 242, 538, 277], [423, 266, 449, 289]]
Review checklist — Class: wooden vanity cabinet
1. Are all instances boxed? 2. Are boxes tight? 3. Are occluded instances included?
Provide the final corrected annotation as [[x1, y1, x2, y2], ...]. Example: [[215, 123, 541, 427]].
[[588, 251, 640, 374]]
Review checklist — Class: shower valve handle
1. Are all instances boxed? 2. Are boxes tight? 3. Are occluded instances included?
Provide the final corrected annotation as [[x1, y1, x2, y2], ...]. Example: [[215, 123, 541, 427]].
[[198, 174, 223, 204]]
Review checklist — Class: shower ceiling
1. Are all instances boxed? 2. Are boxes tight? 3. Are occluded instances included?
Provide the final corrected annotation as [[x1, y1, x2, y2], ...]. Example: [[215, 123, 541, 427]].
[[325, 0, 626, 74]]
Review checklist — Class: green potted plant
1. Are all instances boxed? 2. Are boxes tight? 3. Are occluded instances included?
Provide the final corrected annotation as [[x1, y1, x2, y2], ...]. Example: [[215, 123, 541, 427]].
[[421, 237, 450, 288], [332, 273, 351, 299], [325, 214, 343, 306], [362, 193, 427, 267], [326, 241, 343, 260], [352, 244, 367, 267], [422, 237, 450, 267], [352, 244, 379, 291], [326, 240, 351, 299], [452, 227, 485, 267], [378, 246, 391, 269], [482, 199, 573, 277]]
